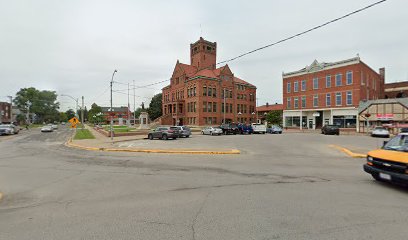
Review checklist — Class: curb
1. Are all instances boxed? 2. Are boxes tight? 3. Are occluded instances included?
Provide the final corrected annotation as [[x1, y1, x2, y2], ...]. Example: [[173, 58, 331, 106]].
[[65, 139, 240, 155], [329, 145, 367, 158]]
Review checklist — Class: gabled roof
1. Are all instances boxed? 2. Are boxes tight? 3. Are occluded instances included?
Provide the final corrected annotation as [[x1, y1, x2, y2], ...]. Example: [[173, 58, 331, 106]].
[[193, 69, 218, 79], [358, 98, 408, 114], [178, 63, 197, 77], [234, 76, 256, 88]]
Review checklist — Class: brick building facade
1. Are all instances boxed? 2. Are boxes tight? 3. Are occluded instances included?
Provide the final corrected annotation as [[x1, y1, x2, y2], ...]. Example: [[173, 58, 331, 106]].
[[282, 56, 384, 131], [0, 102, 12, 124], [161, 38, 257, 126], [384, 81, 408, 99]]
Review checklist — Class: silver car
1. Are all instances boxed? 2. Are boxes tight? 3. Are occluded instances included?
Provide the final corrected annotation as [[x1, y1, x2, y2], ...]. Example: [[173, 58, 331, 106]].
[[371, 126, 390, 138], [0, 124, 19, 135], [201, 126, 223, 136], [173, 126, 191, 138], [41, 125, 54, 132]]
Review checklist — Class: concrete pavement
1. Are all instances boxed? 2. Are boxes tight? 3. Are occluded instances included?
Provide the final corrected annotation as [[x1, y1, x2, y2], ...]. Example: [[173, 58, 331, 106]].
[[0, 125, 407, 240]]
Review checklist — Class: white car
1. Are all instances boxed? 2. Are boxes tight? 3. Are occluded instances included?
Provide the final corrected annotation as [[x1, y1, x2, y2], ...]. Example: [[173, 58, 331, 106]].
[[371, 126, 390, 138], [51, 124, 58, 130], [251, 123, 267, 134], [201, 127, 223, 136], [41, 125, 54, 132]]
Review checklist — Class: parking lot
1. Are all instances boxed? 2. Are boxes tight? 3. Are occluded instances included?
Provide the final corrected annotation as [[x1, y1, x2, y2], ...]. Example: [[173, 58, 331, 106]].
[[1, 128, 407, 240]]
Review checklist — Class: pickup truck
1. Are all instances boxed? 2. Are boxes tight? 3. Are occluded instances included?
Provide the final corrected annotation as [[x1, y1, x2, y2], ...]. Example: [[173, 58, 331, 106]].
[[251, 123, 266, 134], [219, 124, 239, 135], [363, 132, 408, 186]]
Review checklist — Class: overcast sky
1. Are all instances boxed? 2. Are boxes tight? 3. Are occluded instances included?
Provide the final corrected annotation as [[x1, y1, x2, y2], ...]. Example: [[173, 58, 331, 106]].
[[1, 0, 407, 111]]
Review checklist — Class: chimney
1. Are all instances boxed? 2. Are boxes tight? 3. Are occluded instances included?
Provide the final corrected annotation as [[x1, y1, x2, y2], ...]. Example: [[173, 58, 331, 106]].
[[379, 67, 385, 98], [266, 102, 269, 107]]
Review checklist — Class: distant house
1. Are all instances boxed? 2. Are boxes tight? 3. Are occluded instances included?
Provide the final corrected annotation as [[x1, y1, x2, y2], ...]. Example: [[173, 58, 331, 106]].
[[256, 103, 283, 123], [100, 106, 131, 125]]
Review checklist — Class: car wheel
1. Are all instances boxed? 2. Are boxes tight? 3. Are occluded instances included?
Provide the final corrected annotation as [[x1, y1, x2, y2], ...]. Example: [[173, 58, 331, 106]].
[[371, 174, 386, 182], [186, 135, 190, 138], [148, 134, 153, 140], [201, 131, 204, 135], [162, 134, 168, 140], [210, 132, 213, 136]]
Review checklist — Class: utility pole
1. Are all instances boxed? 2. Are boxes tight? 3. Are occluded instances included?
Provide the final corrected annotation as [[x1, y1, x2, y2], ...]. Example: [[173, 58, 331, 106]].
[[127, 82, 130, 127], [81, 96, 84, 129], [133, 80, 136, 126], [110, 69, 117, 141], [223, 88, 226, 124]]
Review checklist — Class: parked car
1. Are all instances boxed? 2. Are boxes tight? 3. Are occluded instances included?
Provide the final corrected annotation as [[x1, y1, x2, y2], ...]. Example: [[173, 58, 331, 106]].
[[173, 126, 191, 138], [51, 124, 58, 130], [0, 124, 19, 135], [267, 125, 283, 134], [364, 132, 408, 186], [219, 123, 239, 135], [251, 123, 266, 134], [201, 126, 223, 136], [41, 125, 54, 132], [148, 126, 179, 140], [321, 125, 339, 135], [237, 124, 253, 134], [371, 126, 390, 138]]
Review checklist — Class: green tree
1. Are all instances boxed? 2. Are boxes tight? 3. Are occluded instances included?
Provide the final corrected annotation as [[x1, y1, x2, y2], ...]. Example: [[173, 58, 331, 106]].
[[59, 112, 68, 122], [88, 103, 103, 124], [65, 109, 76, 120], [147, 93, 162, 120], [133, 107, 143, 119], [13, 87, 60, 123], [266, 110, 283, 126]]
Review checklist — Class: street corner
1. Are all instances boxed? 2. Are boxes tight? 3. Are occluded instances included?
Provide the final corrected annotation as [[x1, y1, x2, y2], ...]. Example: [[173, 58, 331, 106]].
[[329, 144, 367, 158]]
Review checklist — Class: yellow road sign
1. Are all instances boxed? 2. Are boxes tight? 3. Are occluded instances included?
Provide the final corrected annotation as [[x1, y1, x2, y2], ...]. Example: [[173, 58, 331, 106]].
[[68, 117, 79, 125]]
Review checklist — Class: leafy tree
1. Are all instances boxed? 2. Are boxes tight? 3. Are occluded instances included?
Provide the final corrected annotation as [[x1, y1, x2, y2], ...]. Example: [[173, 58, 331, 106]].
[[266, 110, 283, 126], [13, 87, 60, 123], [59, 112, 68, 122], [65, 109, 76, 120], [88, 103, 103, 124], [147, 93, 162, 120], [133, 107, 143, 119], [16, 114, 26, 125]]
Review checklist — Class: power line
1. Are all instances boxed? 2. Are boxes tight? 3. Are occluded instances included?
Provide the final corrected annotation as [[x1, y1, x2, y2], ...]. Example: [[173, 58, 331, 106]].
[[216, 0, 387, 65]]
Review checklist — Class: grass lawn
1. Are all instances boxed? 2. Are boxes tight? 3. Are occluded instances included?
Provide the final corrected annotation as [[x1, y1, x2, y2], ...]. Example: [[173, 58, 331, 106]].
[[28, 124, 44, 129], [103, 125, 135, 133], [74, 129, 95, 140]]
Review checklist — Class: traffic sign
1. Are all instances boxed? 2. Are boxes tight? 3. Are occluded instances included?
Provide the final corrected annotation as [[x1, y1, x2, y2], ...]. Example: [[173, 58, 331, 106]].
[[69, 117, 79, 125]]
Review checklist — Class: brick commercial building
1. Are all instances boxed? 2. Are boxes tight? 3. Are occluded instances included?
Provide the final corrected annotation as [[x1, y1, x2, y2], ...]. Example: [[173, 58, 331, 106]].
[[100, 106, 130, 125], [0, 102, 12, 124], [282, 56, 384, 131], [161, 37, 257, 126], [256, 103, 283, 123], [384, 81, 408, 99]]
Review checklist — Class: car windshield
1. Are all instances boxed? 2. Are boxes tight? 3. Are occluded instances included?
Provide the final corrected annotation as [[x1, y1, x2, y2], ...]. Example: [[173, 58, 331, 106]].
[[383, 134, 408, 152]]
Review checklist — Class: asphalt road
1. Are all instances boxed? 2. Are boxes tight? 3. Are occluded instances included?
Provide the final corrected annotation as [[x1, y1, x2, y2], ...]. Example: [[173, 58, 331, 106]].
[[0, 126, 407, 240]]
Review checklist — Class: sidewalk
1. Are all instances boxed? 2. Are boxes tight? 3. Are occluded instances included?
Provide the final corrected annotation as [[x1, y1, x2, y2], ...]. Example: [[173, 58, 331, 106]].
[[67, 125, 240, 154]]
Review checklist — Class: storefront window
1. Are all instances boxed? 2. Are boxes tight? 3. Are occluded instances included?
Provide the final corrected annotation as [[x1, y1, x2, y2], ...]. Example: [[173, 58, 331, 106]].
[[333, 115, 356, 128]]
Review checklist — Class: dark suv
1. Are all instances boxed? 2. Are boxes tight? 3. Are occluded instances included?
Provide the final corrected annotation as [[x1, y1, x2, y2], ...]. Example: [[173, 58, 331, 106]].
[[148, 127, 180, 140], [219, 124, 239, 135], [321, 125, 339, 135]]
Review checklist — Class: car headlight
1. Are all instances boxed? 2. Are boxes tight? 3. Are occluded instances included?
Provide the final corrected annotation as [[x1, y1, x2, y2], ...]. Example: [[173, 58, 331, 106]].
[[367, 156, 373, 162]]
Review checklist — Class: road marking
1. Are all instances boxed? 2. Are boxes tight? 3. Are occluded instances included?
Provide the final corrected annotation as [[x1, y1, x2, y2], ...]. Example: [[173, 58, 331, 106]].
[[329, 145, 367, 158]]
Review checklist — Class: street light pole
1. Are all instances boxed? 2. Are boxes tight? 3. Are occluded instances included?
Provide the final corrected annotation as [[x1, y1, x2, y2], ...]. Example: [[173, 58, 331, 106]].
[[133, 80, 136, 126], [223, 88, 226, 124], [61, 94, 79, 118], [110, 69, 117, 141]]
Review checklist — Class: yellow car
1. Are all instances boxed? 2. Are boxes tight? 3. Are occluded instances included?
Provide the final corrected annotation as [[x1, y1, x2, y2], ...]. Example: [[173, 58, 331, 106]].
[[364, 132, 408, 185]]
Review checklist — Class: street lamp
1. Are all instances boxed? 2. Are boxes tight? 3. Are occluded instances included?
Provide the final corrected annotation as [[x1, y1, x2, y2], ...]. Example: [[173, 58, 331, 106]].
[[61, 94, 79, 117], [110, 69, 118, 141]]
